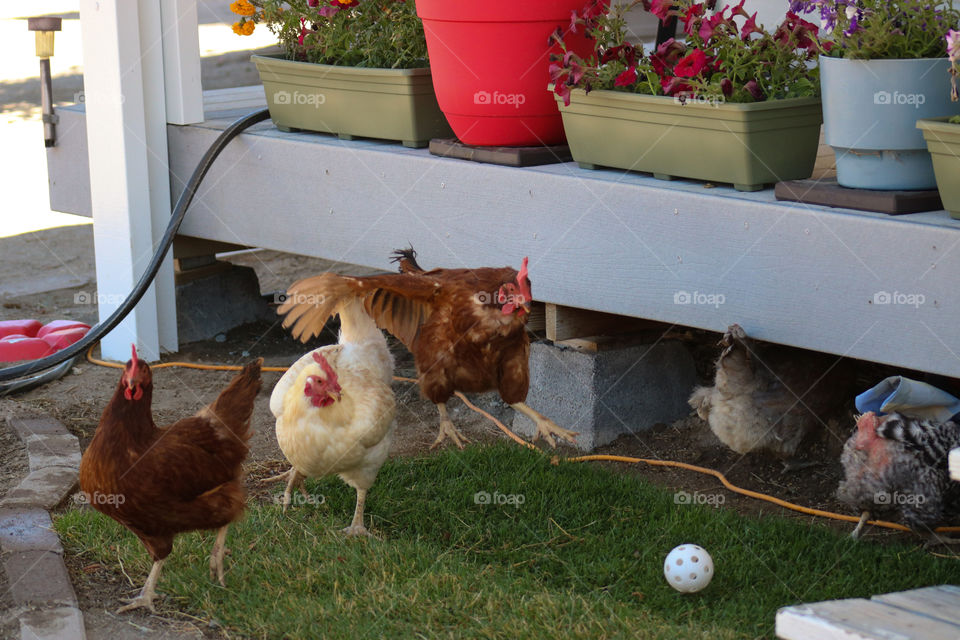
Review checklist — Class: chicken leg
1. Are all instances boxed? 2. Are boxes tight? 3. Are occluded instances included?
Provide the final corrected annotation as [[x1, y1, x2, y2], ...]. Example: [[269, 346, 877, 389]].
[[511, 402, 579, 447], [850, 510, 870, 539], [263, 467, 309, 512], [431, 403, 470, 449], [209, 525, 230, 586], [117, 558, 165, 613], [342, 488, 373, 537]]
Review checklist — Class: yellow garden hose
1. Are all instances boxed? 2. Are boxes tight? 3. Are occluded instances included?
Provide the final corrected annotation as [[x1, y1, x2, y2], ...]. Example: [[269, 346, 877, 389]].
[[84, 346, 960, 535]]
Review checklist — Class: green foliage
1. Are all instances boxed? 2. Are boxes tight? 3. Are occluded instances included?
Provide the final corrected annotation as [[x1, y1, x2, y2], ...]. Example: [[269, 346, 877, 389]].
[[551, 1, 821, 105], [56, 444, 958, 639], [246, 0, 427, 69], [795, 1, 960, 60]]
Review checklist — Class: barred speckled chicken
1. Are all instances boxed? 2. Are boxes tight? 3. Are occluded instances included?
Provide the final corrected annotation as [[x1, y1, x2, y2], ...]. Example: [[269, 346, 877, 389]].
[[689, 324, 855, 470], [838, 411, 960, 542]]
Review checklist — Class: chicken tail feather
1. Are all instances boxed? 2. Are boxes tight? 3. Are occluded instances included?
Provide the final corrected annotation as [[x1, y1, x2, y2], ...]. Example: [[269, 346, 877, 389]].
[[205, 358, 263, 440], [389, 246, 425, 274], [279, 273, 360, 342]]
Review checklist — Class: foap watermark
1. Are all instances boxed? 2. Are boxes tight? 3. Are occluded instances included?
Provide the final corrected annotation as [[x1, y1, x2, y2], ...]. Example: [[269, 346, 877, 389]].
[[873, 91, 926, 108], [472, 290, 525, 307], [273, 492, 325, 507], [875, 491, 925, 506], [74, 91, 125, 107], [274, 90, 326, 108], [274, 291, 327, 306], [74, 291, 126, 305], [873, 291, 925, 308], [74, 491, 126, 506], [674, 93, 725, 108], [473, 90, 526, 109], [674, 490, 726, 507], [474, 490, 525, 508], [673, 290, 725, 309]]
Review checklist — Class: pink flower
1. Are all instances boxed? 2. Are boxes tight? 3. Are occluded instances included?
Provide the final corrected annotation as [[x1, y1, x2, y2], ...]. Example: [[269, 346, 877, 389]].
[[698, 12, 729, 42], [741, 12, 762, 39], [646, 0, 674, 22], [947, 29, 960, 63], [744, 79, 764, 101]]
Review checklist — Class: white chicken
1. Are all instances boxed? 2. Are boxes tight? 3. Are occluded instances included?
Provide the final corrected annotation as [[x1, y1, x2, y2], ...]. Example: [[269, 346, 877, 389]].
[[269, 298, 396, 537]]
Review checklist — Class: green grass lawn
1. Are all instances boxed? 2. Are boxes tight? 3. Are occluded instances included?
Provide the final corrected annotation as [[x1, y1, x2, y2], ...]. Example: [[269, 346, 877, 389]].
[[56, 443, 957, 639]]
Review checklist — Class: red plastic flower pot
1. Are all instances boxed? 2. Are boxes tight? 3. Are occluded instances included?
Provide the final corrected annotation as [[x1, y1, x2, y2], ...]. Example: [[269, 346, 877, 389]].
[[415, 0, 593, 146]]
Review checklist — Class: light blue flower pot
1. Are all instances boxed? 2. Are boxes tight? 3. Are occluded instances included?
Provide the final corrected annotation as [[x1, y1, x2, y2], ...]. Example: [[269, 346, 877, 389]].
[[820, 56, 960, 190]]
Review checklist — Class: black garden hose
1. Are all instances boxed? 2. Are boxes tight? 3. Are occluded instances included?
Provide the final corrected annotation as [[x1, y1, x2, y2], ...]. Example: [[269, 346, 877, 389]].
[[0, 108, 272, 391]]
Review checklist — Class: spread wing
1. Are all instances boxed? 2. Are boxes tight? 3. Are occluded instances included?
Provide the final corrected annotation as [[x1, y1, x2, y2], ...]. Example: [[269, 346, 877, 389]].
[[279, 272, 439, 351]]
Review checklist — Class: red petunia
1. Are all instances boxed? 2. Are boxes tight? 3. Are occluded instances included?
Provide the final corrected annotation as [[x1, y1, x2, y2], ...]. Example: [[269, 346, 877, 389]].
[[674, 49, 708, 78], [698, 12, 728, 42], [615, 65, 638, 87]]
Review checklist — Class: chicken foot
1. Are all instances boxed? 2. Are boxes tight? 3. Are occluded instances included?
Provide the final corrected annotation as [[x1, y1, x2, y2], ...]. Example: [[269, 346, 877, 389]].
[[263, 467, 309, 512], [342, 488, 374, 537], [511, 402, 579, 447], [209, 525, 230, 586], [431, 403, 470, 449], [117, 558, 165, 613]]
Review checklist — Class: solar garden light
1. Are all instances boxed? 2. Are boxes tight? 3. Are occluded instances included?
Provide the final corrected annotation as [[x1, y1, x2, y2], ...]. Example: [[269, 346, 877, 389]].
[[27, 16, 62, 148]]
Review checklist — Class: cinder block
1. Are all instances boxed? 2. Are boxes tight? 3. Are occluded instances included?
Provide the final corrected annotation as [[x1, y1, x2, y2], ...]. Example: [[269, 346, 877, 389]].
[[19, 606, 86, 640], [175, 263, 271, 343], [513, 339, 697, 450]]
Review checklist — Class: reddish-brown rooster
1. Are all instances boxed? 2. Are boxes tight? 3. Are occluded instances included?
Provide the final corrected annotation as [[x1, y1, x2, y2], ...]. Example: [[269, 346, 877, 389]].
[[279, 248, 576, 448], [78, 346, 262, 612]]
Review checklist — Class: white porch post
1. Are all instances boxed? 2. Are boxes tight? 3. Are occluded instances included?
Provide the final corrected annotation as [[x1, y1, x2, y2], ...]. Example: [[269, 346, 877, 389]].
[[80, 0, 202, 361]]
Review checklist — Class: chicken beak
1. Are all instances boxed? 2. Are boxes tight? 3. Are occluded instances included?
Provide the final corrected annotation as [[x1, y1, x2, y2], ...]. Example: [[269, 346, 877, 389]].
[[327, 389, 341, 403]]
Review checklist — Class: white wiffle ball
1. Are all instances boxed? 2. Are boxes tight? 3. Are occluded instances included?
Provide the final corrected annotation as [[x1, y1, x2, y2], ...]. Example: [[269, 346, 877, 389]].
[[663, 544, 714, 593]]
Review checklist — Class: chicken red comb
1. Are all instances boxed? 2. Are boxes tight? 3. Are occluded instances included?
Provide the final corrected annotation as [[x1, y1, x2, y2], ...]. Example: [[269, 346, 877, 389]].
[[516, 257, 531, 300], [130, 343, 138, 369], [312, 350, 337, 378]]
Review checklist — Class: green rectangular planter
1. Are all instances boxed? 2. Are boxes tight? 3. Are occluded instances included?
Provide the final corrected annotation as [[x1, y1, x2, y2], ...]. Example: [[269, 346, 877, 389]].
[[252, 54, 452, 148], [554, 89, 823, 191], [918, 117, 960, 220]]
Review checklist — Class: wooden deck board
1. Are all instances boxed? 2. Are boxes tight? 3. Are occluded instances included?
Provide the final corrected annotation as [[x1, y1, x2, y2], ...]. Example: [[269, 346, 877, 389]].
[[776, 586, 960, 640]]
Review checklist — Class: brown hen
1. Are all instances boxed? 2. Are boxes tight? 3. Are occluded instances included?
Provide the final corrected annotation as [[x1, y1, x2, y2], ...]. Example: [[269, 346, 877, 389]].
[[79, 346, 262, 612], [278, 248, 576, 448]]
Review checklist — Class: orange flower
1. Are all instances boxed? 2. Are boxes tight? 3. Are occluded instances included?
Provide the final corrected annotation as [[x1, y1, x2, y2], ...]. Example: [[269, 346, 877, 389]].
[[229, 0, 256, 17], [232, 20, 255, 36]]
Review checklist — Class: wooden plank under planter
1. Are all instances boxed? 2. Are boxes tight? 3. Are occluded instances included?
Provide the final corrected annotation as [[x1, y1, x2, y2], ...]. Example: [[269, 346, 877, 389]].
[[918, 117, 960, 220], [429, 138, 572, 167], [252, 54, 453, 148], [775, 179, 943, 215], [554, 89, 822, 191]]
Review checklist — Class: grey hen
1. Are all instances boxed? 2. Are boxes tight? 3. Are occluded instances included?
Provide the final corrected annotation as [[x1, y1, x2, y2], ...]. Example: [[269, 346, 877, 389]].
[[838, 411, 960, 543], [689, 324, 854, 470]]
